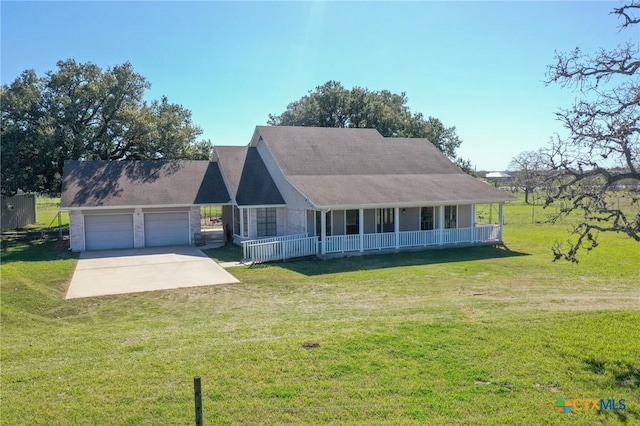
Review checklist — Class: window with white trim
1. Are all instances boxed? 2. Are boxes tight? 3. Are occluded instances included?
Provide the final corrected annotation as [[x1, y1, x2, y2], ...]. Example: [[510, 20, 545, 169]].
[[242, 208, 248, 237], [256, 208, 277, 237], [233, 206, 240, 235], [346, 210, 359, 235], [420, 207, 434, 230], [444, 205, 457, 229], [377, 208, 395, 233]]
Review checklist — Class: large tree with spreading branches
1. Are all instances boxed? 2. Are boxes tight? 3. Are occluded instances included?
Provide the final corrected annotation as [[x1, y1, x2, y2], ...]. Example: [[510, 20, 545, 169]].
[[268, 81, 472, 172], [1, 59, 212, 196], [509, 150, 547, 205], [543, 1, 640, 262]]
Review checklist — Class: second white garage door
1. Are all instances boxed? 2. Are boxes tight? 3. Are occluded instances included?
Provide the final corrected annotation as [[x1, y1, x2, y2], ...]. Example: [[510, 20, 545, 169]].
[[144, 212, 190, 247]]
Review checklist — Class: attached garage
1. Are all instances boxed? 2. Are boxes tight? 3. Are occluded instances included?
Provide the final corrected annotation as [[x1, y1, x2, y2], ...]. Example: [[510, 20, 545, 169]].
[[85, 214, 134, 250], [62, 160, 232, 252], [144, 211, 190, 247]]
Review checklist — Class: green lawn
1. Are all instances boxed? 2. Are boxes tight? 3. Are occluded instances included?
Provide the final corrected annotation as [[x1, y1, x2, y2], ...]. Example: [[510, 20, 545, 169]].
[[26, 196, 69, 230], [1, 197, 639, 425]]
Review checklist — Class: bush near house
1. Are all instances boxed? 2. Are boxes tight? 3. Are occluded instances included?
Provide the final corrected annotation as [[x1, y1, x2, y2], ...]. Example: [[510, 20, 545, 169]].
[[1, 194, 638, 425]]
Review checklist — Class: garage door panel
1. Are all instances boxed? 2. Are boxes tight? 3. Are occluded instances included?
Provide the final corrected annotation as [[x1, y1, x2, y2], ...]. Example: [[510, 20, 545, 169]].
[[144, 212, 189, 247], [85, 214, 134, 250]]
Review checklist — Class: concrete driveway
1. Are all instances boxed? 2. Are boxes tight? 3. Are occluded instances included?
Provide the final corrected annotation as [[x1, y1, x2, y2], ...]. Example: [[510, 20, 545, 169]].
[[66, 246, 239, 299]]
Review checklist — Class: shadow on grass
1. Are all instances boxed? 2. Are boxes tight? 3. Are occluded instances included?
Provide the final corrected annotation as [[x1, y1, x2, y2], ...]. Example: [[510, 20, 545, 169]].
[[266, 245, 529, 276], [584, 358, 640, 389], [203, 243, 244, 262], [0, 238, 74, 264]]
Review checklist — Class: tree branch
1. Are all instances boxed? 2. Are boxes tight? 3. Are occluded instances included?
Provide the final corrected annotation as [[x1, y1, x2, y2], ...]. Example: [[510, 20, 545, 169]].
[[612, 1, 640, 29]]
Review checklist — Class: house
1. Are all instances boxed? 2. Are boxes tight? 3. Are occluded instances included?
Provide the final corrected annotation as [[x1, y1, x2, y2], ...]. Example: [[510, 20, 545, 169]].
[[484, 171, 514, 187], [61, 126, 516, 258]]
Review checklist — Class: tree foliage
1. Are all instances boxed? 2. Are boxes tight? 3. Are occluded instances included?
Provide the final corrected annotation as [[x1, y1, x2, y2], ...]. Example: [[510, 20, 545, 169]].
[[543, 1, 640, 262], [1, 59, 212, 196], [268, 81, 471, 172]]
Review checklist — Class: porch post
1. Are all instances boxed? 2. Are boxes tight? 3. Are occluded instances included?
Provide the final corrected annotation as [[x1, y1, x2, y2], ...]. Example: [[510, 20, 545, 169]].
[[359, 208, 364, 252], [470, 204, 476, 243], [321, 210, 327, 255], [499, 203, 504, 242], [239, 207, 245, 238], [438, 205, 444, 245], [394, 207, 400, 249], [246, 208, 251, 239], [232, 205, 236, 239]]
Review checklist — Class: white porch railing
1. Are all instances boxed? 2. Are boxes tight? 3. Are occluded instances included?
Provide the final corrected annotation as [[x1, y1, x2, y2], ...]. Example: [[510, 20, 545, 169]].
[[242, 235, 318, 263], [321, 225, 501, 255], [399, 229, 439, 247], [441, 227, 473, 244], [241, 225, 501, 262], [242, 233, 308, 259], [475, 223, 500, 241], [363, 232, 396, 250], [325, 234, 360, 253]]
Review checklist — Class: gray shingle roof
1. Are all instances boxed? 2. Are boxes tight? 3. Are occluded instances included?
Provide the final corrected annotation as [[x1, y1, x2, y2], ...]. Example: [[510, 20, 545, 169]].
[[61, 160, 231, 208], [255, 126, 515, 208], [215, 146, 285, 206]]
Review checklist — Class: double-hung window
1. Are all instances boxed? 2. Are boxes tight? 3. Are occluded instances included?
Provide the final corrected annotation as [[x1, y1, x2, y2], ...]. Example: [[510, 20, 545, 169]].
[[444, 205, 457, 229], [420, 207, 434, 230], [256, 208, 277, 237], [346, 210, 359, 235], [242, 208, 248, 237]]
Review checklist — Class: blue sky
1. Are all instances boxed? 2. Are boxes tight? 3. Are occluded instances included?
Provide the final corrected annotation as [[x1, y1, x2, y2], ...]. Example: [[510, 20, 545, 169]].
[[1, 1, 632, 170]]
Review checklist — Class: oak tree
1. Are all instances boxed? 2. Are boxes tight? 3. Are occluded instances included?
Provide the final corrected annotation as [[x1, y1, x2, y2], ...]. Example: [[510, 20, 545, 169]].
[[509, 150, 547, 205], [268, 81, 472, 172], [543, 1, 639, 261], [1, 59, 212, 196]]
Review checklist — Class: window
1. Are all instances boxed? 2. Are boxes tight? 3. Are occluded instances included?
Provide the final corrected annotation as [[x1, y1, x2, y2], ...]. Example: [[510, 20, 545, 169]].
[[315, 211, 332, 238], [377, 208, 394, 233], [233, 206, 240, 235], [256, 208, 277, 237], [242, 208, 248, 237], [445, 205, 457, 229], [346, 210, 359, 235], [420, 207, 434, 230]]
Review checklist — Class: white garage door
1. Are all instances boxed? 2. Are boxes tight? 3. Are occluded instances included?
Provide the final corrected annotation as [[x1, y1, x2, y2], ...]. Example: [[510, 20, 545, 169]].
[[144, 212, 190, 247], [85, 214, 134, 251]]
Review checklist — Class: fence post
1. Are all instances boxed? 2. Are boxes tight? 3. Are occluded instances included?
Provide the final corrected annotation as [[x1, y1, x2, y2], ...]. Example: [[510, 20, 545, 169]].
[[194, 376, 203, 426]]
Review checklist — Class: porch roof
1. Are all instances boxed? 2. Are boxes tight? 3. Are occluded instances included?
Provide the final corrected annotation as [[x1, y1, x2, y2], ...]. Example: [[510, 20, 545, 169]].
[[254, 126, 516, 208]]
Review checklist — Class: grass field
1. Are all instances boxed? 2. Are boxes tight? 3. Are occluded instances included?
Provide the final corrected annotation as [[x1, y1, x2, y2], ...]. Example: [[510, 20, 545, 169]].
[[25, 196, 69, 230], [1, 196, 639, 425]]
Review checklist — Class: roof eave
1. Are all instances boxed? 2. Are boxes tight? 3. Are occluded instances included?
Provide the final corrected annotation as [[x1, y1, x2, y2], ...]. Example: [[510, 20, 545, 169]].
[[61, 201, 233, 211], [235, 203, 288, 209], [310, 198, 515, 211]]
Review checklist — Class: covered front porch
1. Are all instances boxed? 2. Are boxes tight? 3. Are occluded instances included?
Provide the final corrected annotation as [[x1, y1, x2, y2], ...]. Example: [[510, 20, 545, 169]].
[[312, 204, 505, 256], [236, 203, 506, 263]]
